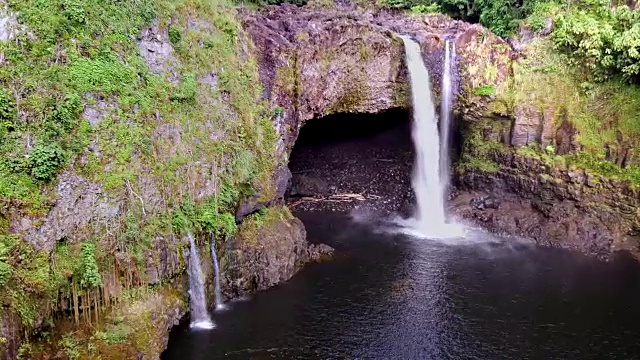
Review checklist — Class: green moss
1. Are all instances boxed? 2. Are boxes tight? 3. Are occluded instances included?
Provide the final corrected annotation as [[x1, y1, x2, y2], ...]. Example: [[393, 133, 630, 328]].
[[328, 77, 368, 114], [393, 81, 410, 108], [456, 117, 507, 174], [472, 84, 495, 96], [0, 0, 280, 351], [236, 206, 293, 246], [458, 157, 500, 173], [488, 38, 640, 185]]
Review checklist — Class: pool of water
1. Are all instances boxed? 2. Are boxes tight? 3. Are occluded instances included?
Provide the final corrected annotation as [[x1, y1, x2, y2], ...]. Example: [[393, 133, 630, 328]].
[[162, 211, 640, 359]]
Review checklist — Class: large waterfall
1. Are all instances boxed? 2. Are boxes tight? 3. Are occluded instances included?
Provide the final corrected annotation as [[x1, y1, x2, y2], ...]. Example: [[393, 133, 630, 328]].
[[210, 235, 226, 311], [440, 40, 455, 194], [398, 36, 463, 238], [187, 233, 215, 329]]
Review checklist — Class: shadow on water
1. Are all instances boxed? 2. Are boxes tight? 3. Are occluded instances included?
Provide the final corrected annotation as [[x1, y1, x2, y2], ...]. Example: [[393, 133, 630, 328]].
[[163, 211, 640, 360]]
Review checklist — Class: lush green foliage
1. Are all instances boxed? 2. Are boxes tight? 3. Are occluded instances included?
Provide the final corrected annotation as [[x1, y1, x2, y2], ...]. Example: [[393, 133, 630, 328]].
[[80, 243, 102, 288], [380, 0, 544, 36], [0, 2, 279, 353], [411, 3, 442, 13], [29, 143, 67, 181], [472, 84, 496, 96], [552, 0, 640, 83]]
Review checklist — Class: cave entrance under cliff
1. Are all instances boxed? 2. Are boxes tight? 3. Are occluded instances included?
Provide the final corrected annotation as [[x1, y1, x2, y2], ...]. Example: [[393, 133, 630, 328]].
[[287, 108, 415, 214]]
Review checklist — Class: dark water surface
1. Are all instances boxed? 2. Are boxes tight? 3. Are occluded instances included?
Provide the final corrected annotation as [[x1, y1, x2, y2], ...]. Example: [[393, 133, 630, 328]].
[[163, 211, 640, 359]]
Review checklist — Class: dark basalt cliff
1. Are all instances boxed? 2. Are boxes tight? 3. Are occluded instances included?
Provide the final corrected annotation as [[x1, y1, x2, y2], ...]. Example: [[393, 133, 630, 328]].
[[241, 4, 640, 261]]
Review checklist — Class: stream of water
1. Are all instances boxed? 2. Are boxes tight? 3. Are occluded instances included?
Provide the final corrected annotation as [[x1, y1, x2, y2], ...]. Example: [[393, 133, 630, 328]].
[[187, 233, 214, 330], [440, 39, 454, 196], [211, 235, 226, 311], [397, 36, 462, 238]]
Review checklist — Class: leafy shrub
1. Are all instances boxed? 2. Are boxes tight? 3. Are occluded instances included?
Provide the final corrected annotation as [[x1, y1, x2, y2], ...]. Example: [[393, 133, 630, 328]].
[[58, 336, 80, 360], [475, 0, 526, 36], [0, 88, 16, 126], [525, 1, 561, 31], [170, 73, 197, 102], [62, 0, 86, 24], [29, 143, 67, 182], [472, 84, 495, 96], [80, 242, 102, 288], [552, 1, 640, 83], [168, 25, 181, 45], [411, 3, 442, 13], [0, 239, 12, 287], [46, 93, 84, 139], [67, 57, 138, 94], [93, 324, 131, 344]]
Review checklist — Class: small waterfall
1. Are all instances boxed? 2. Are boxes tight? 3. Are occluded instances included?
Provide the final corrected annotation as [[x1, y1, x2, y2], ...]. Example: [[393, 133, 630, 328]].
[[440, 40, 455, 195], [210, 235, 226, 311], [398, 35, 463, 238], [187, 233, 214, 329]]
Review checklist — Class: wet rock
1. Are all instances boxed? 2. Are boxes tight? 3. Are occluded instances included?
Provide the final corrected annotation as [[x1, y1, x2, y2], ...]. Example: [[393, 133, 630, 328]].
[[82, 95, 117, 127], [308, 243, 335, 261], [555, 118, 579, 155], [290, 174, 330, 197], [453, 154, 640, 260], [470, 195, 500, 210], [137, 19, 181, 84], [11, 171, 120, 250], [511, 104, 542, 147], [226, 207, 334, 296], [235, 166, 292, 220]]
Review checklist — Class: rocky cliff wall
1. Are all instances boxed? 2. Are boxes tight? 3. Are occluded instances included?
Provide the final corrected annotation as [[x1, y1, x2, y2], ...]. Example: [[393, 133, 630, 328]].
[[241, 5, 640, 261], [0, 2, 330, 358], [452, 35, 640, 260], [240, 4, 512, 163]]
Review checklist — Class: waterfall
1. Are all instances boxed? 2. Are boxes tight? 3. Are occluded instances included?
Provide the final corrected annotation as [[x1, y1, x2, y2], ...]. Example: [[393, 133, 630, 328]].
[[187, 233, 215, 329], [440, 40, 455, 195], [210, 235, 226, 311], [398, 35, 463, 238]]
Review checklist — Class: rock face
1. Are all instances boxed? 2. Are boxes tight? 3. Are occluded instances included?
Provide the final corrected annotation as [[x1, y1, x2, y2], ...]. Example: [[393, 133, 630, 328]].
[[224, 206, 333, 296], [241, 4, 639, 261], [452, 153, 640, 259], [240, 4, 512, 161]]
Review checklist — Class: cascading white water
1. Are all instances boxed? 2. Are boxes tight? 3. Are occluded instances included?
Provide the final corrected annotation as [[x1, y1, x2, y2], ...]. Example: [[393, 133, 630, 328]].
[[187, 233, 215, 329], [210, 235, 226, 311], [398, 35, 463, 238], [439, 40, 455, 195]]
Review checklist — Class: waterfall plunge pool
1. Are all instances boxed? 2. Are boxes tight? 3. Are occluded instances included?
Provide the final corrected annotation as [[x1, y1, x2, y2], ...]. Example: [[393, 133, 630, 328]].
[[163, 211, 640, 359], [164, 38, 640, 358]]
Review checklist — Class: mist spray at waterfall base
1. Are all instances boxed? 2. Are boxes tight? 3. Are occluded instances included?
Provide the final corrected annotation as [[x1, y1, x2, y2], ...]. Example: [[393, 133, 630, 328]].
[[187, 233, 215, 330], [396, 36, 465, 239]]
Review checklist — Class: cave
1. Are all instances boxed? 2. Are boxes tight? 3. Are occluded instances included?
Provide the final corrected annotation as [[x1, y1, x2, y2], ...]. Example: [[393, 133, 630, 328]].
[[286, 108, 415, 214]]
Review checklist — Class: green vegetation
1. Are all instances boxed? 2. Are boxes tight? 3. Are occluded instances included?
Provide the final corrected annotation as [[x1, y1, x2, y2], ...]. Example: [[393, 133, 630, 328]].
[[457, 120, 505, 173], [0, 0, 280, 353], [472, 84, 496, 96], [552, 0, 640, 83], [482, 34, 640, 184], [236, 206, 294, 246], [379, 0, 548, 36], [410, 3, 442, 13]]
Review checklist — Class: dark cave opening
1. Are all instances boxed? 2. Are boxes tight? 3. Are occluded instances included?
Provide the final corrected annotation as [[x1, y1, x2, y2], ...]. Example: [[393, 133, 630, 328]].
[[287, 108, 415, 214]]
